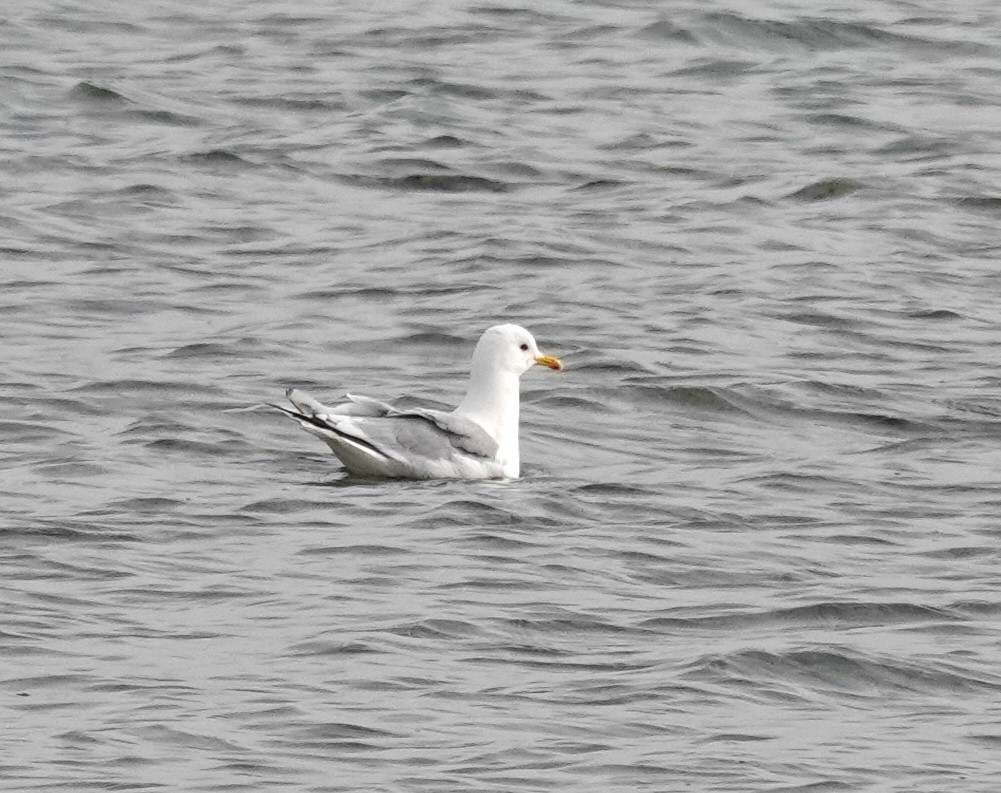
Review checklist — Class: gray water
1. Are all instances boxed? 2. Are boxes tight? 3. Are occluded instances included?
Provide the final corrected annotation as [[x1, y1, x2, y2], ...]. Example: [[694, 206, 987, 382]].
[[4, 1, 1001, 790]]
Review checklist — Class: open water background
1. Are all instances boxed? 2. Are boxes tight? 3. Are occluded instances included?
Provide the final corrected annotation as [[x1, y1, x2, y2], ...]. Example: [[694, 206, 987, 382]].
[[4, 1, 1001, 790]]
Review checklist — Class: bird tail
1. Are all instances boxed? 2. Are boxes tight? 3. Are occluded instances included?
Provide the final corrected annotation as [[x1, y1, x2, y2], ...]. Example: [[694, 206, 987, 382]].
[[268, 389, 336, 433]]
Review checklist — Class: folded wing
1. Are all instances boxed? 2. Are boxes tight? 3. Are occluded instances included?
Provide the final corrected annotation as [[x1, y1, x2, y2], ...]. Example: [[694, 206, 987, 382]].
[[272, 388, 498, 469]]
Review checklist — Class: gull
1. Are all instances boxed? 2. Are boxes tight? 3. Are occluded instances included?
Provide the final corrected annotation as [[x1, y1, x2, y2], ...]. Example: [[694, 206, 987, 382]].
[[270, 324, 563, 479]]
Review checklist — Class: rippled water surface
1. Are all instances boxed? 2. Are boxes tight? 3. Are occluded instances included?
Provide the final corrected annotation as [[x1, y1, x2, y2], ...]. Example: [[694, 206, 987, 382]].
[[4, 1, 1001, 790]]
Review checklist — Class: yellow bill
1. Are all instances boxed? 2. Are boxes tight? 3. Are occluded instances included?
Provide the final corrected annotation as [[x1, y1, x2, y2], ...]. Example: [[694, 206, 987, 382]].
[[535, 354, 563, 371]]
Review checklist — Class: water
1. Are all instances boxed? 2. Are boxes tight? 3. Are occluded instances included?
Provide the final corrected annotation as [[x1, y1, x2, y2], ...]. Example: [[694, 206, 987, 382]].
[[4, 1, 1001, 790]]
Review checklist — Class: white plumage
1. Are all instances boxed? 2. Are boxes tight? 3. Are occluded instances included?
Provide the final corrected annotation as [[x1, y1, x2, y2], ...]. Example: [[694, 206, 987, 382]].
[[271, 324, 563, 479]]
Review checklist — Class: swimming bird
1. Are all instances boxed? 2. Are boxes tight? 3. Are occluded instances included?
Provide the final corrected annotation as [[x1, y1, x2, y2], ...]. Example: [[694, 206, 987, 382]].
[[270, 324, 563, 479]]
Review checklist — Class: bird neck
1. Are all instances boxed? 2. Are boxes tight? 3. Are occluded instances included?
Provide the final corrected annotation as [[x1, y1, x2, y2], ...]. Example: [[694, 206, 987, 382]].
[[456, 366, 521, 445]]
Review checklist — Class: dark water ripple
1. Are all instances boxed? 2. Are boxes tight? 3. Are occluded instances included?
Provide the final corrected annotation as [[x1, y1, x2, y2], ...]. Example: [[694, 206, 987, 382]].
[[4, 1, 1001, 791]]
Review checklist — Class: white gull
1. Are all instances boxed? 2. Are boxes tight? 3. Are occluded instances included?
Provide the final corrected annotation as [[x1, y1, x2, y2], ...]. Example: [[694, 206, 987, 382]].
[[270, 324, 563, 479]]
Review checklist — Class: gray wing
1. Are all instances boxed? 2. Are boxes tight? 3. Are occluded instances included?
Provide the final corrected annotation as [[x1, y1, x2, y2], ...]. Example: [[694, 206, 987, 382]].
[[389, 408, 498, 459], [336, 414, 493, 465], [278, 389, 497, 460]]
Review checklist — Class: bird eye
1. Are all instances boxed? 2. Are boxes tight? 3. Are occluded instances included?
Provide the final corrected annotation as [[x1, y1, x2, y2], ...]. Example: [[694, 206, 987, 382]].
[[519, 343, 529, 351]]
